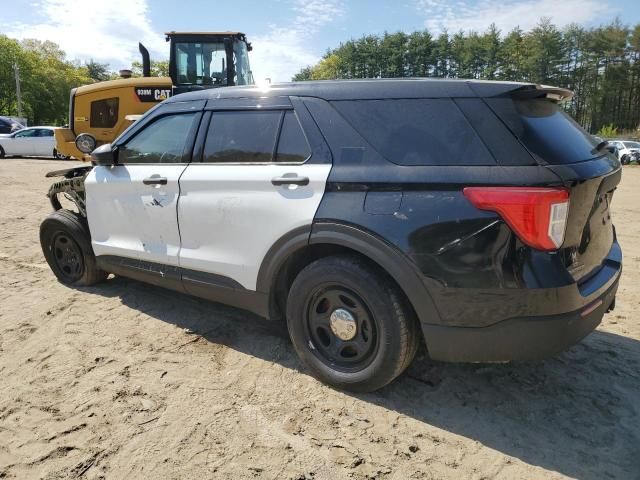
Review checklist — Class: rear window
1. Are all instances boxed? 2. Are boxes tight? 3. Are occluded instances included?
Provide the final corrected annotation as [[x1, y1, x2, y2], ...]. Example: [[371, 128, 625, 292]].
[[331, 99, 495, 166], [487, 98, 600, 165]]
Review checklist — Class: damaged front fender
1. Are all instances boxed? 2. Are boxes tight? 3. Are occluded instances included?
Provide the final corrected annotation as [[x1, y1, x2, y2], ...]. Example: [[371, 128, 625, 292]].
[[46, 166, 93, 217]]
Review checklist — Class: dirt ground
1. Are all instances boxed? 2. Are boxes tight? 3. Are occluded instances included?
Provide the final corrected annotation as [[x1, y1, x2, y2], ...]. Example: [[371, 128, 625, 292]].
[[0, 158, 638, 480]]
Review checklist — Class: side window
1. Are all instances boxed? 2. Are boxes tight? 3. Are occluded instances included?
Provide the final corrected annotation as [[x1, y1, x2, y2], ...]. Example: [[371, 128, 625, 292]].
[[203, 110, 281, 163], [36, 129, 54, 137], [276, 111, 311, 163], [90, 98, 119, 128], [119, 113, 197, 164], [15, 129, 37, 138], [332, 99, 495, 166]]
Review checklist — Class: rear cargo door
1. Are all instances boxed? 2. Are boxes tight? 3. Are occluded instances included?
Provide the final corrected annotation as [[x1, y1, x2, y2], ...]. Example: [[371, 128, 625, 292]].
[[486, 96, 621, 282]]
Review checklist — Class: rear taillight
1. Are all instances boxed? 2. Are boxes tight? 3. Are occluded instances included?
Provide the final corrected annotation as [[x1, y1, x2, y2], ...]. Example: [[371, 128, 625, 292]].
[[463, 187, 569, 251]]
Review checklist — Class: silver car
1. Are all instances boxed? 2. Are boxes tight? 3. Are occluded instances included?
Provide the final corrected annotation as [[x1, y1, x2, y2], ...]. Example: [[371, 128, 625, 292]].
[[0, 126, 67, 159], [609, 140, 640, 165]]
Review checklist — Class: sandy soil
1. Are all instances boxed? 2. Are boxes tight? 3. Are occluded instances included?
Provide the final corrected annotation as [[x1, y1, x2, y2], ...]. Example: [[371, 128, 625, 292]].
[[0, 158, 638, 480]]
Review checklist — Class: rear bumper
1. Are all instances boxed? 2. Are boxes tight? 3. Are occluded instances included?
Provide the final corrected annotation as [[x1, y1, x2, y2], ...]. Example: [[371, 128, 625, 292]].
[[423, 265, 620, 363]]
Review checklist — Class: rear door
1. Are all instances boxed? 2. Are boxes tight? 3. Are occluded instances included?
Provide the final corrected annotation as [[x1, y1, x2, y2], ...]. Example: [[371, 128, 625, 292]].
[[178, 99, 332, 291], [85, 108, 202, 271], [35, 128, 55, 156]]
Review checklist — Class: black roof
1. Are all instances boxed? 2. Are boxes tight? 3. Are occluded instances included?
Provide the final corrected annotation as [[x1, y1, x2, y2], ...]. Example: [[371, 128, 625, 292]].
[[167, 78, 572, 103]]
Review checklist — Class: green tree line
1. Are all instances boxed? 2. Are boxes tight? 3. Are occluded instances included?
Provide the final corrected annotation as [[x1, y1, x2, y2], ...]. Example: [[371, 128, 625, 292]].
[[294, 19, 640, 134], [0, 34, 169, 126], [0, 35, 92, 125]]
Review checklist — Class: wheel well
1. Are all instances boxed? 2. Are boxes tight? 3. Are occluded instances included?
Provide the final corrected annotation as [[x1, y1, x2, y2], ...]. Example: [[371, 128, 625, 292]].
[[269, 243, 416, 324]]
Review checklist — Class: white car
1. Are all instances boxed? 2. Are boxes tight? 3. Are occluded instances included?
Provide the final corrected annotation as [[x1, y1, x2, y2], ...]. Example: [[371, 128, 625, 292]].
[[608, 140, 640, 164], [0, 126, 67, 159]]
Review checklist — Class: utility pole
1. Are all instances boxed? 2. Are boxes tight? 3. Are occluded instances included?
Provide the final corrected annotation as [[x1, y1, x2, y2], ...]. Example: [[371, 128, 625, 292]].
[[13, 63, 23, 119]]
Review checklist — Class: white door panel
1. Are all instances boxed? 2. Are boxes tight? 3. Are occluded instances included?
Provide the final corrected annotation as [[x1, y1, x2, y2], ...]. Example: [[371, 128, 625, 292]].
[[40, 136, 55, 156], [10, 129, 37, 155], [8, 138, 26, 155], [86, 165, 186, 265], [34, 137, 50, 156], [178, 163, 331, 290]]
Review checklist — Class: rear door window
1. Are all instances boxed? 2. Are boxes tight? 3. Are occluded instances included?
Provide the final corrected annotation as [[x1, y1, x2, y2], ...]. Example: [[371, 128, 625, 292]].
[[203, 110, 281, 163], [331, 98, 495, 166], [486, 98, 600, 165]]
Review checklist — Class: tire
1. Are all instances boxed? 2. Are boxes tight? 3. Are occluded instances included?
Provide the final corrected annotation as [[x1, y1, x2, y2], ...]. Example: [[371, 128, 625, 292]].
[[621, 155, 629, 165], [0, 146, 4, 158], [286, 255, 420, 392], [40, 209, 106, 286], [53, 149, 67, 160]]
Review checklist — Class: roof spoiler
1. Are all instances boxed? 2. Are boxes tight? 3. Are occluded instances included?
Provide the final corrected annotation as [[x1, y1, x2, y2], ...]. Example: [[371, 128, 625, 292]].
[[466, 81, 574, 102], [508, 84, 574, 103]]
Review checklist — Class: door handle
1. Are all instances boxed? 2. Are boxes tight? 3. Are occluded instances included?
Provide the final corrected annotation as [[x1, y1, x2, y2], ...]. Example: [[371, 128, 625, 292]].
[[143, 176, 167, 186], [271, 175, 309, 186]]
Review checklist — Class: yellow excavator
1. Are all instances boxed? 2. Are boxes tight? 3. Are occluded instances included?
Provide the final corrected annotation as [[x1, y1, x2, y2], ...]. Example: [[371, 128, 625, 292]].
[[55, 32, 253, 161]]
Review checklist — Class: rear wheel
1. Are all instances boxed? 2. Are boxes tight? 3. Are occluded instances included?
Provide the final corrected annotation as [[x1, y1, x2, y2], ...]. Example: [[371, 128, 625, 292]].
[[40, 209, 106, 286], [621, 155, 630, 165], [0, 146, 4, 158], [286, 255, 419, 392], [53, 149, 68, 160]]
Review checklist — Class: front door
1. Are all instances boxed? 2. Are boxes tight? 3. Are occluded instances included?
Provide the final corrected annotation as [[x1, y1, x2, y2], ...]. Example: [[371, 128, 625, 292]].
[[85, 112, 201, 270], [9, 128, 37, 155], [178, 108, 331, 292]]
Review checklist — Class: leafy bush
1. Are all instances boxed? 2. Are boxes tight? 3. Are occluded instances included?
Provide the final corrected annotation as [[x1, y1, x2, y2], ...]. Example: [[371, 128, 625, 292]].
[[597, 124, 618, 138]]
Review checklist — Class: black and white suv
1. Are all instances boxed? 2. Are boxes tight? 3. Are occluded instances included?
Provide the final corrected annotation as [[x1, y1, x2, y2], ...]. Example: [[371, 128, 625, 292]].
[[40, 79, 622, 392]]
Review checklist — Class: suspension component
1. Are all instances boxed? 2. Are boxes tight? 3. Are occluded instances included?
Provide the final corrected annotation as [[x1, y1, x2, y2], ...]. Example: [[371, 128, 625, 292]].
[[45, 166, 93, 217]]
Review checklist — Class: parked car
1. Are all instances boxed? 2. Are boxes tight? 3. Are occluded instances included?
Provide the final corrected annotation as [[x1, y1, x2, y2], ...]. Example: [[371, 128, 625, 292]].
[[0, 115, 24, 135], [608, 140, 640, 164], [0, 126, 68, 159], [40, 79, 622, 392]]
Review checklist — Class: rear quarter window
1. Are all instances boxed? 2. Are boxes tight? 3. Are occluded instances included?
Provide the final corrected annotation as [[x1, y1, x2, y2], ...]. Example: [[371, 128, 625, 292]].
[[486, 98, 600, 165], [331, 98, 495, 166], [276, 111, 311, 163]]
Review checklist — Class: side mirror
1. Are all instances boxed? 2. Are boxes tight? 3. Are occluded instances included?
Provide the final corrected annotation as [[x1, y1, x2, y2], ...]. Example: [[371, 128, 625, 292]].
[[91, 143, 117, 166]]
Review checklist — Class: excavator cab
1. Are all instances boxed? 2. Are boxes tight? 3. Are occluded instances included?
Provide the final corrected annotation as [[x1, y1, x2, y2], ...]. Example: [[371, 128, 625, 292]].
[[166, 32, 253, 94], [54, 31, 253, 161]]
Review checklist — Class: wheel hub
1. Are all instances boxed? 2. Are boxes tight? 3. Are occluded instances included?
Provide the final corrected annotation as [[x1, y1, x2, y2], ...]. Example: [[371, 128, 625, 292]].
[[329, 308, 357, 341], [52, 232, 83, 281]]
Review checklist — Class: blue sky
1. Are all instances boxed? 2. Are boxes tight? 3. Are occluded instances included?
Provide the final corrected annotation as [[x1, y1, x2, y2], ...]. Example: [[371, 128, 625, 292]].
[[5, 0, 640, 82]]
